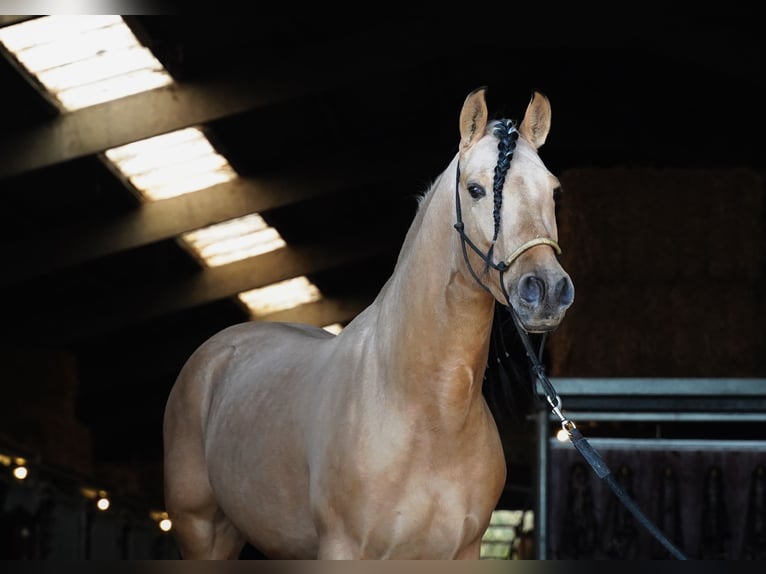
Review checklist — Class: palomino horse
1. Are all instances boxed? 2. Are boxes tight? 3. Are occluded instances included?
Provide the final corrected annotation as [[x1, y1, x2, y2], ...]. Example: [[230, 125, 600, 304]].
[[163, 87, 574, 559]]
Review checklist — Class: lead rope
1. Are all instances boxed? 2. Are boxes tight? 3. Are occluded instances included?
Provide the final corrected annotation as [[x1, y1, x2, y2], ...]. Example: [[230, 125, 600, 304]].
[[453, 154, 687, 559], [504, 306, 689, 560]]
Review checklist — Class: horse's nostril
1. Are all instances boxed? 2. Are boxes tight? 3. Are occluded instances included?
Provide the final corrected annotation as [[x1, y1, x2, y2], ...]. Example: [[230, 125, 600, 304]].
[[519, 275, 545, 305], [556, 276, 575, 308]]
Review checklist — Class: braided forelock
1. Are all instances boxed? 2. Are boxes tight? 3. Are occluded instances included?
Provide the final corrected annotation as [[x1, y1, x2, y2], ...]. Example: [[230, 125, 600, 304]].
[[485, 119, 519, 268]]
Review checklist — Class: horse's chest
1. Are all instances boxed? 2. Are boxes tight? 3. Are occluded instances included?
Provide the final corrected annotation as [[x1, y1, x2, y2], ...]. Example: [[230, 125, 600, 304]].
[[341, 437, 501, 557], [359, 474, 485, 558], [314, 404, 504, 557]]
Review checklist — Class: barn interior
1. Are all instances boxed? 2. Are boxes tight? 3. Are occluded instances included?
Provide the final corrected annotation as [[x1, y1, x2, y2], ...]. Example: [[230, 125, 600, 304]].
[[0, 9, 763, 559]]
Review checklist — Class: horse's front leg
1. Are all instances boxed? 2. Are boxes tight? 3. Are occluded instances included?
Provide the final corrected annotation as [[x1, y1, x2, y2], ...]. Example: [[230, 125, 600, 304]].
[[453, 538, 482, 560], [316, 533, 362, 559]]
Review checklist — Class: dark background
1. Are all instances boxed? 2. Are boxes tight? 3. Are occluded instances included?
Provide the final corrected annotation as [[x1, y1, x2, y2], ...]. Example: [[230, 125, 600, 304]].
[[0, 7, 763, 559]]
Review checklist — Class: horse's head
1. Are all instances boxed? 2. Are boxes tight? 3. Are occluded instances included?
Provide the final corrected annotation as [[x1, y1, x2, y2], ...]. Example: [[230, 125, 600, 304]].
[[455, 87, 574, 333]]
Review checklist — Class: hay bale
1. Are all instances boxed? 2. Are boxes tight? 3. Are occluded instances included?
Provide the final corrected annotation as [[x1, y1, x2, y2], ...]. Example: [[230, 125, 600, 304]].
[[0, 349, 92, 474], [0, 349, 79, 411], [557, 168, 764, 284], [549, 167, 765, 377], [549, 281, 766, 377]]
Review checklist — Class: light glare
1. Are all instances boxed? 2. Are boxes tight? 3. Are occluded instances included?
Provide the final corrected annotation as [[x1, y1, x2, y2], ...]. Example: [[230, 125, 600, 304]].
[[0, 16, 121, 51], [238, 277, 322, 317], [105, 127, 237, 201], [323, 323, 344, 335], [181, 213, 287, 267]]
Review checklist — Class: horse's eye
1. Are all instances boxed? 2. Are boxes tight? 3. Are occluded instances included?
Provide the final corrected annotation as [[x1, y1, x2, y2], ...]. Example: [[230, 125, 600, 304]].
[[467, 183, 486, 199]]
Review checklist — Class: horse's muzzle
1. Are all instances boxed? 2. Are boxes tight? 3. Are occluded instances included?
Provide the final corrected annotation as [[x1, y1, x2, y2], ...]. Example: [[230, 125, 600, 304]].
[[512, 270, 574, 332]]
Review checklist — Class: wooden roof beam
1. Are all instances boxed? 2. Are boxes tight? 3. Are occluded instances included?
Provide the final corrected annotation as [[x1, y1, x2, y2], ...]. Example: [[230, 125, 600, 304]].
[[0, 159, 391, 287], [15, 238, 397, 344], [0, 72, 335, 180]]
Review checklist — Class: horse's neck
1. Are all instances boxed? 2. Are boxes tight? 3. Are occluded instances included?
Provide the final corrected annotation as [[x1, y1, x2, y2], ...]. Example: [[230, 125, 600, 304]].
[[374, 157, 495, 412]]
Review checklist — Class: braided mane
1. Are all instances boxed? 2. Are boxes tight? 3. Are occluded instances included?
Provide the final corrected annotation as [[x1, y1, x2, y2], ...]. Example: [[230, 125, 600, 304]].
[[485, 119, 519, 268]]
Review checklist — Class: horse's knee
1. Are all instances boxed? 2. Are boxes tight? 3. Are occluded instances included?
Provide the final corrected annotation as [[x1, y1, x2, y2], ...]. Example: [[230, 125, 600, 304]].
[[172, 512, 245, 560], [316, 535, 361, 559], [454, 538, 482, 560], [171, 514, 213, 559]]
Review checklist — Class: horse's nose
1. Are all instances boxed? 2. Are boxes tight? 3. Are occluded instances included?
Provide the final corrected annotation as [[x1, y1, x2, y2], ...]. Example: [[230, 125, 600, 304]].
[[519, 274, 545, 306], [555, 275, 575, 310], [519, 273, 575, 310]]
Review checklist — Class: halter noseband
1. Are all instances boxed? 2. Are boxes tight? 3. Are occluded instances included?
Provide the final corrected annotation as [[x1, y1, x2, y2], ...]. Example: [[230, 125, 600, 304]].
[[452, 141, 561, 307], [503, 236, 562, 268]]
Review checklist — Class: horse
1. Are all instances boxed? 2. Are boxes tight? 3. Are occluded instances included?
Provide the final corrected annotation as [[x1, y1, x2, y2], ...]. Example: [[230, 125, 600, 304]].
[[162, 86, 575, 559]]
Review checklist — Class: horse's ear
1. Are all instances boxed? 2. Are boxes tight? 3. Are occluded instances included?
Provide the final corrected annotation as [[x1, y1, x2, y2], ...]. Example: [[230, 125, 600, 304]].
[[519, 91, 552, 149], [459, 86, 488, 151]]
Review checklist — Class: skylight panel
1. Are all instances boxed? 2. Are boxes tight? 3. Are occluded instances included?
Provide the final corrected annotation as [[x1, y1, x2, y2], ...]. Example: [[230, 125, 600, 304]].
[[105, 127, 238, 200], [238, 277, 322, 317], [322, 323, 344, 335], [181, 214, 287, 268], [0, 15, 120, 50], [0, 15, 173, 111]]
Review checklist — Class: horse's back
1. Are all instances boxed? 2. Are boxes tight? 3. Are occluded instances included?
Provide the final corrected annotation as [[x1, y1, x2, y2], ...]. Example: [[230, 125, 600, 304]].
[[164, 320, 334, 440], [163, 320, 336, 558]]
